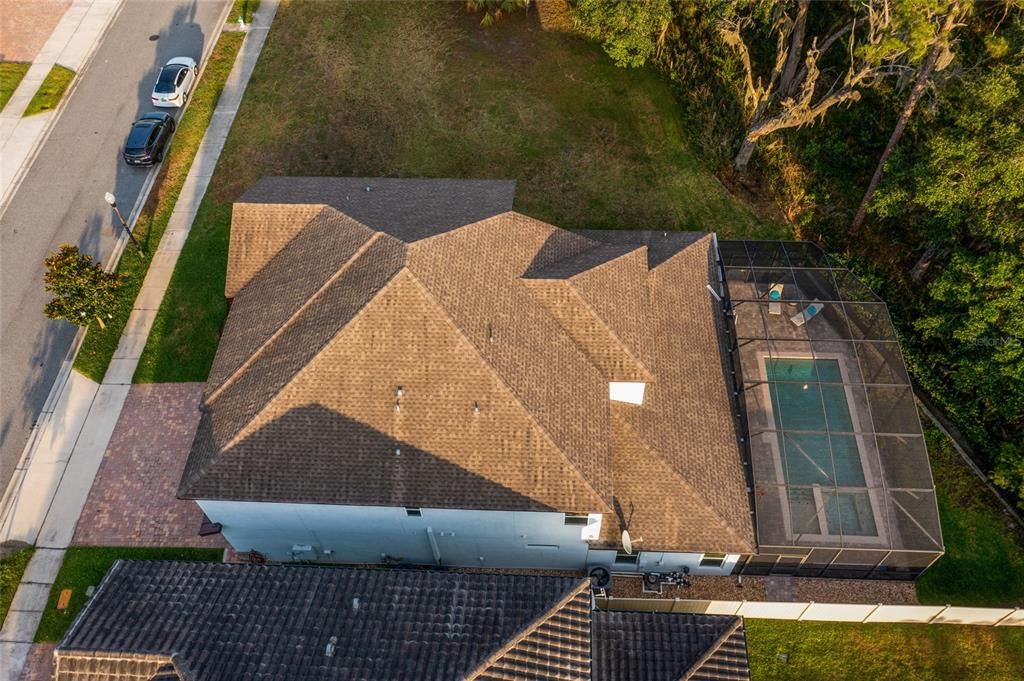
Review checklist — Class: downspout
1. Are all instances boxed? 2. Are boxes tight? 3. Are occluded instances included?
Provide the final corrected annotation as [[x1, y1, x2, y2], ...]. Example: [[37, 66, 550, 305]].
[[426, 527, 442, 565]]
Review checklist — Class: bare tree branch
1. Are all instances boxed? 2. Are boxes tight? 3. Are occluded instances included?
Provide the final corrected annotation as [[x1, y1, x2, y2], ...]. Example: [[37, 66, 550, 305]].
[[779, 0, 810, 96], [722, 0, 915, 170]]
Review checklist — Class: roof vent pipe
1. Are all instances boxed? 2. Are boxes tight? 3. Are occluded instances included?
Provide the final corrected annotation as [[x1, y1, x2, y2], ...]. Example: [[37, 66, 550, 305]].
[[325, 636, 338, 657], [473, 402, 480, 416]]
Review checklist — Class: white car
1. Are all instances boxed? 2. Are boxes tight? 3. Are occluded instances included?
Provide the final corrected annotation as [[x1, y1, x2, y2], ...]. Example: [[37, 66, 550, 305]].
[[151, 57, 198, 108]]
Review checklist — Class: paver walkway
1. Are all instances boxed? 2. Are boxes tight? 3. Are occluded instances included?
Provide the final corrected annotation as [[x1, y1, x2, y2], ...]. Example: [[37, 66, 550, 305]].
[[765, 574, 800, 601], [73, 383, 224, 548], [15, 643, 53, 681]]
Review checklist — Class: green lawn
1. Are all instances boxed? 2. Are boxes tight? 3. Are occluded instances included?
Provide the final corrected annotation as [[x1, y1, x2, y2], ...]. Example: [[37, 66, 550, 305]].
[[135, 0, 785, 383], [230, 0, 260, 24], [746, 620, 1024, 681], [0, 61, 31, 111], [916, 426, 1024, 607], [34, 546, 223, 643], [23, 64, 74, 116], [0, 547, 34, 627], [71, 31, 246, 382]]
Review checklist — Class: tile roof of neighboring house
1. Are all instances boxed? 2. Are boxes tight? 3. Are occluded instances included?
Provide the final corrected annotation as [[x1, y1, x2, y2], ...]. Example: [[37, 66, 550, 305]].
[[179, 177, 753, 553], [591, 611, 750, 681], [54, 561, 749, 681], [56, 561, 591, 681]]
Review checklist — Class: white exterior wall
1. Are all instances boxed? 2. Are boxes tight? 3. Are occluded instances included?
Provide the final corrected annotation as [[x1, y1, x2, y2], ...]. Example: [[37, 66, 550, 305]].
[[199, 500, 738, 575], [587, 549, 739, 577], [198, 500, 602, 570]]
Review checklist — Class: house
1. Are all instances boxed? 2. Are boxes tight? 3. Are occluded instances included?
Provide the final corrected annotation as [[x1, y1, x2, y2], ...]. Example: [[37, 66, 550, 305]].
[[53, 560, 752, 681], [179, 178, 942, 579]]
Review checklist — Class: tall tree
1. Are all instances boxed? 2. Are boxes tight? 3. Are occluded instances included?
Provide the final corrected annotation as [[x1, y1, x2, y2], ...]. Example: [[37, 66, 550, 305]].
[[722, 0, 933, 170], [871, 25, 1024, 497], [43, 245, 125, 330], [849, 0, 965, 236]]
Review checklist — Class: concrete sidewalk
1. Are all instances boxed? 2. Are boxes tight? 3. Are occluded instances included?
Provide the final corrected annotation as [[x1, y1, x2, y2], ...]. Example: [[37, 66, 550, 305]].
[[0, 0, 123, 210], [0, 4, 279, 678], [0, 549, 64, 681]]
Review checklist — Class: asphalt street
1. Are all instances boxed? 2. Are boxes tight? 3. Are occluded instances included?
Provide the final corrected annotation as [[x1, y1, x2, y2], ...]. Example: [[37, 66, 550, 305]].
[[0, 0, 228, 492]]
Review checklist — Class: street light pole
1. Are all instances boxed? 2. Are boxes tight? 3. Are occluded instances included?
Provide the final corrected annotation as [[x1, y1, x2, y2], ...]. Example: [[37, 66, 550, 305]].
[[104, 192, 143, 254]]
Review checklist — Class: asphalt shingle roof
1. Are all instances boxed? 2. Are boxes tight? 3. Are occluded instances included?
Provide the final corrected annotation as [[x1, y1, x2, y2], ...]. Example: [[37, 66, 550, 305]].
[[54, 561, 751, 681], [179, 178, 754, 553]]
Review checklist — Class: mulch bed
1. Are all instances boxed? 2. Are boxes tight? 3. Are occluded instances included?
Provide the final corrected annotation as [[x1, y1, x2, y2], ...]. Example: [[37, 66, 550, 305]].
[[611, 574, 767, 601], [610, 573, 918, 605]]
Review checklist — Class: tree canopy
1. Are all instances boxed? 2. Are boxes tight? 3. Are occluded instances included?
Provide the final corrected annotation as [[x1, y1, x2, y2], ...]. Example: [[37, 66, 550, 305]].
[[572, 0, 671, 68], [43, 245, 125, 330]]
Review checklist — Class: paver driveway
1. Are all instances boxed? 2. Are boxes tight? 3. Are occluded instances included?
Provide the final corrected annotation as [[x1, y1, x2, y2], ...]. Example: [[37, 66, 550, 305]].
[[72, 383, 225, 548]]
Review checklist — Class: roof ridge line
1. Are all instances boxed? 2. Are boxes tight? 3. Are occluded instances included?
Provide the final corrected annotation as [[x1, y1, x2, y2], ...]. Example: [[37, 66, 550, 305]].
[[568, 242, 647, 278], [214, 249, 408, 456], [653, 232, 714, 271], [465, 579, 591, 681], [523, 277, 653, 383], [405, 210, 515, 247], [565, 279, 654, 383], [206, 228, 385, 405], [612, 411, 753, 552], [679, 617, 744, 681], [402, 269, 614, 514]]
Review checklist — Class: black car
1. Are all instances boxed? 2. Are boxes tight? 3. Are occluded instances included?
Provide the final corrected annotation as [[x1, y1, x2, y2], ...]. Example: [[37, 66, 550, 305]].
[[122, 111, 175, 166]]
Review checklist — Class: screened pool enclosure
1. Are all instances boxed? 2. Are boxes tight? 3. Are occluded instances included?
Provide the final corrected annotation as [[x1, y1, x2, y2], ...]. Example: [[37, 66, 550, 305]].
[[717, 240, 943, 579]]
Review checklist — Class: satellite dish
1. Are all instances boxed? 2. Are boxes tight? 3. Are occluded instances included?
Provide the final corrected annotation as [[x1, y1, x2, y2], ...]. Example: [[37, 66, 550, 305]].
[[621, 530, 641, 554]]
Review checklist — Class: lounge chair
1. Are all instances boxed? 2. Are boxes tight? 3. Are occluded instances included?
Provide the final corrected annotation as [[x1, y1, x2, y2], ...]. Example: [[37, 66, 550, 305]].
[[791, 299, 825, 326], [768, 284, 784, 315]]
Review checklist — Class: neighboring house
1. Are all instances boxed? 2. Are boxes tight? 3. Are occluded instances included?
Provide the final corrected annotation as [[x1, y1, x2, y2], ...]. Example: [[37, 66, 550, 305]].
[[179, 178, 942, 580], [53, 560, 752, 681]]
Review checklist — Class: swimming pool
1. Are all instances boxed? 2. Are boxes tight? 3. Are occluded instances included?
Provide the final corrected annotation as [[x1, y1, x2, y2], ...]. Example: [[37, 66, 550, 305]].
[[766, 357, 878, 537]]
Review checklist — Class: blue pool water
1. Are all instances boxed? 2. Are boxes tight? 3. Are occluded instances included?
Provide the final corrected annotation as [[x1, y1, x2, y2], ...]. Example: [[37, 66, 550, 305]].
[[766, 357, 876, 536]]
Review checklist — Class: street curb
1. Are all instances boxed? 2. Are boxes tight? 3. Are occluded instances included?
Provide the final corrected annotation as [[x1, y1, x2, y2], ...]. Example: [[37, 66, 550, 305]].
[[102, 0, 235, 272]]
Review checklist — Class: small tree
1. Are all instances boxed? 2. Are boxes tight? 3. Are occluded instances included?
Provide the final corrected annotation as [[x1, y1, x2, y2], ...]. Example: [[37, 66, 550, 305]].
[[993, 442, 1024, 510], [43, 245, 124, 330], [572, 0, 672, 68], [467, 0, 529, 27]]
